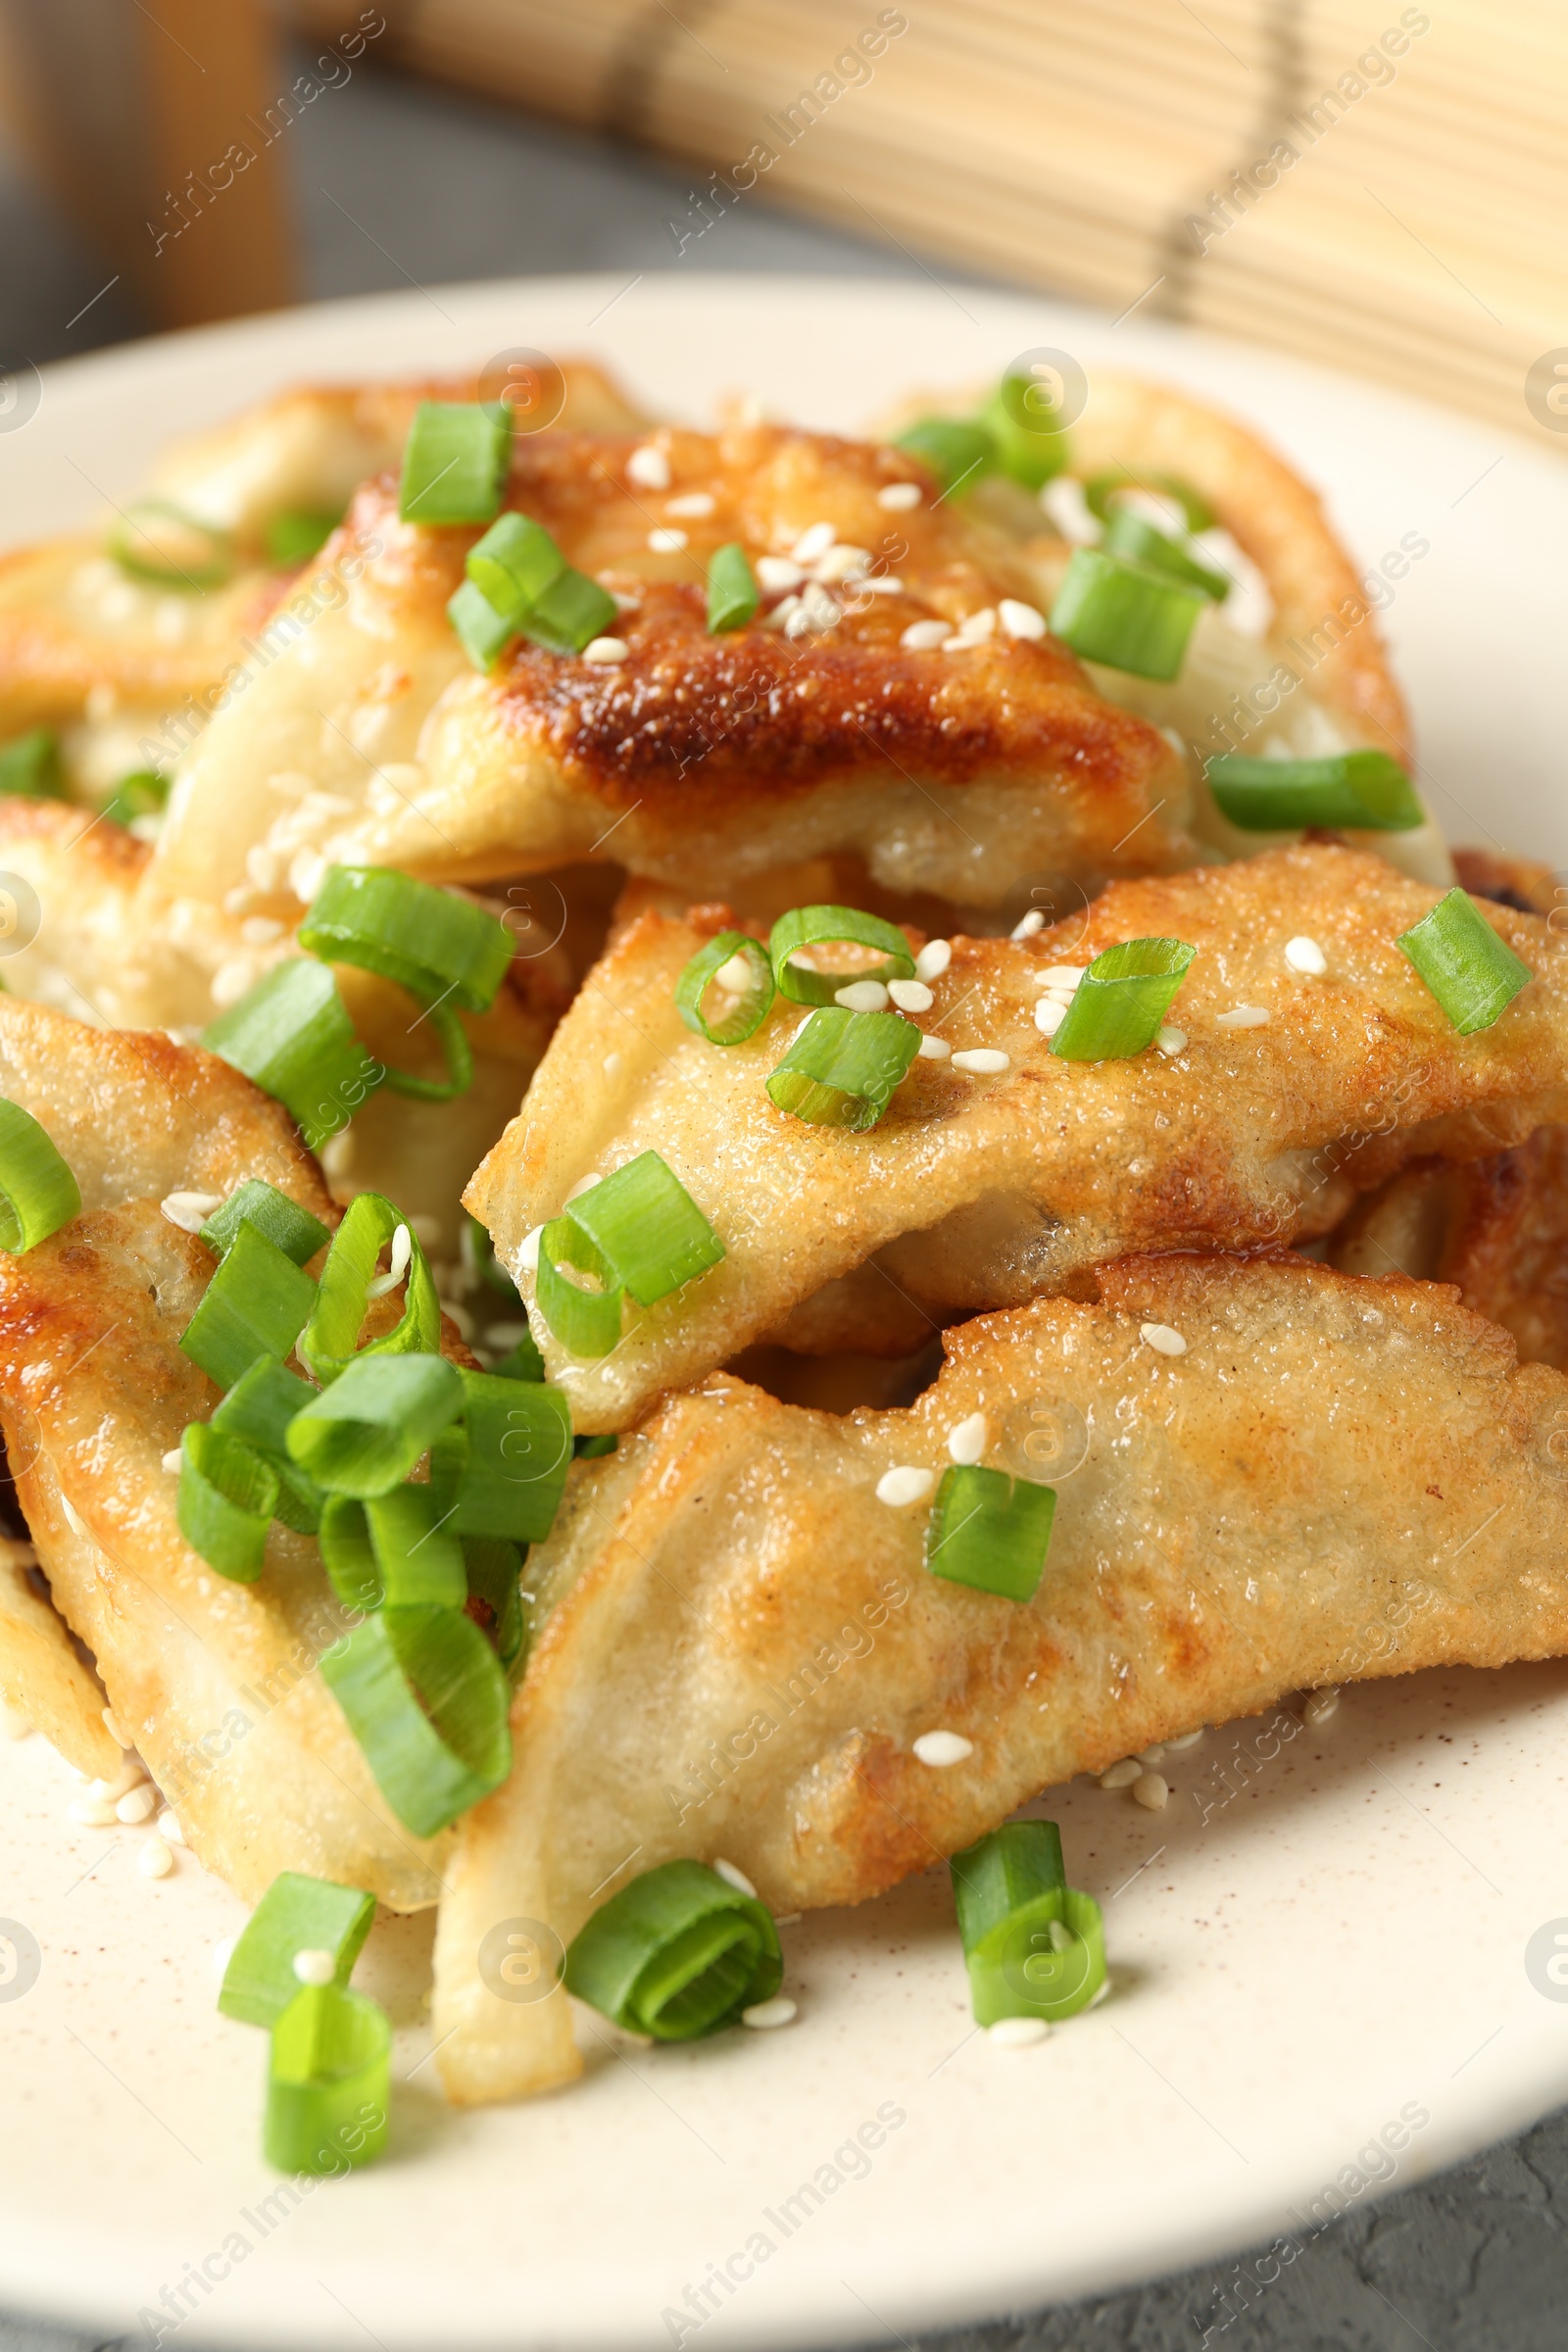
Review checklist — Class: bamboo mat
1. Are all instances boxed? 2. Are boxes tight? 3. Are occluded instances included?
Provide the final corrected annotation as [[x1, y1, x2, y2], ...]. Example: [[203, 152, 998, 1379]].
[[292, 0, 1568, 442]]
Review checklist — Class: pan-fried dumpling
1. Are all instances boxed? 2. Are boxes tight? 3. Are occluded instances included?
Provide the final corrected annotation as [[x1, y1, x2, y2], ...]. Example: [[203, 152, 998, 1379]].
[[0, 1536, 120, 1778]]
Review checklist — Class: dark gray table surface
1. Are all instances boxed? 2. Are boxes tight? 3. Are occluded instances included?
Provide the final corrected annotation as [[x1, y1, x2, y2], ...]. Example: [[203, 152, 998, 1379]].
[[2, 38, 1565, 2350]]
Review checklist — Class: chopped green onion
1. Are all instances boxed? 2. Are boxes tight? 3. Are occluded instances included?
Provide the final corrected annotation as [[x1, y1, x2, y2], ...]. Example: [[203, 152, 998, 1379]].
[[466, 511, 564, 614], [675, 930, 775, 1045], [563, 1859, 783, 2040], [1397, 887, 1532, 1036], [1050, 936, 1196, 1063], [766, 1006, 919, 1132], [287, 1351, 464, 1498], [265, 507, 344, 566], [364, 1482, 466, 1609], [108, 500, 233, 589], [894, 417, 996, 498], [490, 1337, 547, 1383], [1049, 547, 1205, 680], [535, 1218, 624, 1358], [447, 578, 516, 671], [398, 402, 510, 525], [463, 1534, 526, 1674], [982, 373, 1071, 490], [1101, 508, 1228, 601], [101, 768, 168, 826], [518, 566, 619, 657], [199, 1178, 330, 1269], [211, 1356, 324, 1534], [319, 1603, 512, 1836], [0, 726, 66, 800], [442, 1369, 572, 1543], [299, 1191, 440, 1382], [178, 1219, 318, 1392], [927, 1464, 1055, 1602], [201, 960, 383, 1151], [319, 1496, 382, 1612], [564, 1152, 723, 1308], [265, 1982, 390, 2176], [1206, 749, 1424, 833], [768, 905, 916, 1005], [301, 865, 512, 1015], [575, 1432, 618, 1459], [219, 1870, 375, 2027], [176, 1422, 278, 1583], [1083, 471, 1216, 533], [707, 543, 760, 633], [0, 1099, 79, 1251], [950, 1821, 1106, 2024]]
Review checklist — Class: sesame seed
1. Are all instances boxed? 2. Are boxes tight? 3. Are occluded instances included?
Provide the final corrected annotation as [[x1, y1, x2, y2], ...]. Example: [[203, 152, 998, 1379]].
[[877, 481, 921, 511], [116, 1784, 158, 1824], [1285, 934, 1327, 974], [1138, 1744, 1166, 1766], [138, 1838, 174, 1878], [756, 555, 804, 593], [213, 1936, 238, 1978], [626, 445, 670, 490], [1302, 1687, 1340, 1726], [774, 1912, 803, 1927], [603, 1051, 623, 1081], [712, 1858, 757, 1897], [901, 618, 949, 651], [292, 1947, 336, 1985], [914, 938, 952, 981], [161, 1447, 182, 1474], [792, 521, 836, 564], [1098, 1759, 1143, 1789], [916, 1034, 951, 1059], [366, 1221, 412, 1298], [519, 1225, 543, 1272], [913, 1730, 973, 1768], [1164, 1729, 1205, 1750], [1215, 1005, 1269, 1030], [160, 1190, 222, 1234], [799, 583, 841, 630], [2, 1707, 30, 1740], [62, 1497, 87, 1538], [158, 1809, 185, 1844], [948, 1411, 988, 1464], [648, 527, 687, 554], [1042, 965, 1085, 989], [582, 636, 629, 664], [1011, 909, 1046, 940], [565, 1173, 603, 1202], [665, 491, 714, 517], [988, 2016, 1050, 2047], [999, 599, 1047, 640], [240, 916, 283, 946], [876, 1465, 936, 1507], [951, 1049, 1009, 1075], [1156, 1025, 1188, 1055], [858, 574, 904, 594], [1140, 1323, 1187, 1357], [813, 543, 871, 583], [712, 952, 754, 994], [68, 1795, 117, 1827], [742, 1996, 798, 2030], [887, 978, 933, 1012], [102, 1706, 132, 1749], [956, 607, 996, 642], [1133, 1771, 1168, 1811], [1034, 999, 1066, 1037], [835, 978, 890, 1012]]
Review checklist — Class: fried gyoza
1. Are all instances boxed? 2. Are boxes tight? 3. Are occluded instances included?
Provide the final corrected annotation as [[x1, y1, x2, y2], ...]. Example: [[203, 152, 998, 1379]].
[[0, 1535, 119, 1778], [468, 844, 1568, 1430], [152, 421, 1196, 914], [433, 1251, 1568, 2101], [0, 1200, 448, 1905]]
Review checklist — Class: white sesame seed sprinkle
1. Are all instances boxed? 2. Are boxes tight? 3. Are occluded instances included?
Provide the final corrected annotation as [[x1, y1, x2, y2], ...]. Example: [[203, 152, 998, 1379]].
[[916, 1034, 951, 1059], [914, 938, 952, 981], [292, 1947, 336, 1985], [1285, 934, 1327, 974], [1041, 965, 1085, 989], [773, 1914, 802, 1928], [1164, 1728, 1205, 1750], [1011, 909, 1046, 940], [1141, 1323, 1188, 1357], [901, 618, 950, 651], [664, 491, 714, 517], [647, 527, 687, 554], [1034, 999, 1066, 1037], [877, 481, 921, 511], [792, 521, 836, 564], [858, 574, 904, 594], [2, 1707, 30, 1740], [117, 1784, 158, 1824], [138, 1837, 174, 1879], [742, 1996, 798, 2030], [712, 1858, 757, 1897], [887, 978, 933, 1012], [835, 979, 891, 1012], [1132, 1771, 1168, 1811], [1302, 1686, 1341, 1726], [956, 607, 996, 643], [951, 1049, 1009, 1075], [1215, 1004, 1270, 1031], [102, 1707, 132, 1750], [582, 636, 629, 664], [160, 1190, 221, 1234], [988, 2015, 1051, 2046], [213, 1936, 238, 1979], [1098, 1759, 1143, 1789], [62, 1497, 87, 1538], [626, 445, 670, 491], [520, 1225, 544, 1273], [69, 1795, 117, 1827], [948, 1411, 988, 1464], [603, 1051, 623, 1081], [1156, 1025, 1188, 1055], [876, 1465, 936, 1507], [1138, 1744, 1166, 1766], [999, 598, 1047, 640], [756, 556, 804, 593], [366, 1221, 412, 1298], [158, 1809, 185, 1844], [913, 1730, 973, 1768], [712, 952, 754, 995], [813, 543, 870, 584], [161, 1447, 183, 1474]]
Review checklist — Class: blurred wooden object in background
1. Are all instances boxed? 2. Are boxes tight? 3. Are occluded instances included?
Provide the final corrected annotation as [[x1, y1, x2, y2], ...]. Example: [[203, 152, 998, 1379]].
[[288, 0, 1568, 446], [0, 0, 296, 330]]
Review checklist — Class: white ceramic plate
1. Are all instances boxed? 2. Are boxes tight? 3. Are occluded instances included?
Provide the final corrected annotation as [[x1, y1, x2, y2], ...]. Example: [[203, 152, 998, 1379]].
[[3, 275, 1568, 2352]]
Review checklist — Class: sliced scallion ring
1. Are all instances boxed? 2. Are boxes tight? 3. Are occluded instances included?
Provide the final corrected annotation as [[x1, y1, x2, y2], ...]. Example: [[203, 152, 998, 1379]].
[[563, 1858, 783, 2040], [950, 1821, 1106, 2024], [982, 372, 1071, 490], [199, 1178, 330, 1269], [1048, 547, 1205, 680], [1205, 750, 1424, 834], [0, 726, 66, 800], [286, 1351, 465, 1498], [219, 1870, 375, 2027], [518, 566, 620, 657], [176, 1423, 278, 1584], [299, 1191, 441, 1382], [1101, 508, 1229, 601], [462, 1534, 526, 1674], [265, 1982, 391, 2176], [211, 1356, 324, 1535], [107, 500, 234, 590], [300, 865, 512, 1015], [319, 1495, 382, 1613], [398, 402, 510, 526], [466, 511, 564, 614], [0, 1099, 79, 1252], [706, 543, 760, 633], [894, 416, 997, 498], [535, 1217, 624, 1358], [1049, 936, 1196, 1063], [564, 1151, 723, 1307], [926, 1464, 1055, 1602], [765, 1006, 920, 1132], [1396, 887, 1532, 1036], [447, 578, 516, 672], [201, 960, 384, 1151], [1082, 471, 1216, 533], [767, 905, 916, 1005], [377, 998, 474, 1102], [446, 1368, 572, 1543], [364, 1482, 467, 1609], [178, 1220, 318, 1393], [265, 507, 344, 566], [319, 1603, 512, 1836], [675, 930, 775, 1045], [101, 768, 168, 826]]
